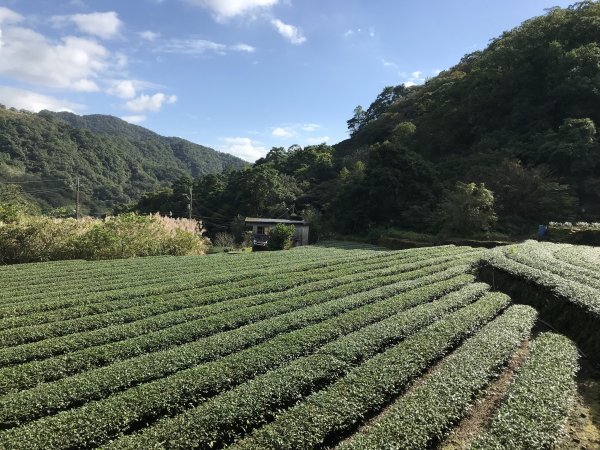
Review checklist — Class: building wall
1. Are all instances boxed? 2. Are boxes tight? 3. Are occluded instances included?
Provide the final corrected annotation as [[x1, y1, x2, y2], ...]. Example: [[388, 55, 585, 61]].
[[296, 225, 309, 246], [247, 221, 310, 246]]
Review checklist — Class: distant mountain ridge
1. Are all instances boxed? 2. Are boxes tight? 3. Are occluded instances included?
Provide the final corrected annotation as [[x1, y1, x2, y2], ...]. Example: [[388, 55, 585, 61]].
[[50, 112, 163, 140], [47, 111, 247, 181], [0, 108, 246, 214]]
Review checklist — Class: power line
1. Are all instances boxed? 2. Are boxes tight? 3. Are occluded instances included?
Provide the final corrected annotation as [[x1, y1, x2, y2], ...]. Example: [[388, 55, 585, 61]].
[[22, 187, 73, 194], [1, 177, 236, 226], [0, 179, 70, 184], [197, 204, 229, 219]]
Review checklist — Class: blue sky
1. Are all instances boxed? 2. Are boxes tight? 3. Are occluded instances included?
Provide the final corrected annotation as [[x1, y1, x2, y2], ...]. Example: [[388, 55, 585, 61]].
[[0, 0, 575, 161]]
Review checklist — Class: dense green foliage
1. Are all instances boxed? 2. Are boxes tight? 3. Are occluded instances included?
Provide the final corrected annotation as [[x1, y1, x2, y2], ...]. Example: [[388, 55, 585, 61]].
[[338, 1, 600, 229], [0, 242, 588, 448], [137, 2, 600, 238], [134, 164, 304, 234], [0, 108, 246, 215], [115, 284, 493, 449], [436, 182, 497, 236], [0, 184, 40, 223], [267, 223, 295, 250]]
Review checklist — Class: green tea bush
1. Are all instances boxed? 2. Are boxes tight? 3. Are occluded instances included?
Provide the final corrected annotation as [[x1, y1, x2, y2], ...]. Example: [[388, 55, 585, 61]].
[[547, 222, 600, 245], [471, 333, 578, 449]]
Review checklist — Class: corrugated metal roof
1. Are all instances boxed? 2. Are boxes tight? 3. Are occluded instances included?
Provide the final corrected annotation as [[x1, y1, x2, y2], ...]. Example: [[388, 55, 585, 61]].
[[245, 217, 306, 225]]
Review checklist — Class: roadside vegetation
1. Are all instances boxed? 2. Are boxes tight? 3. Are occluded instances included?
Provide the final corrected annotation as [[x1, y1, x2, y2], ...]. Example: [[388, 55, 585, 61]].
[[0, 212, 206, 264]]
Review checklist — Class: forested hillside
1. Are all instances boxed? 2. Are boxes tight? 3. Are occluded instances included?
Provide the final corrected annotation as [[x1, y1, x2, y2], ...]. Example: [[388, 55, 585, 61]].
[[139, 1, 600, 238], [0, 108, 246, 214], [336, 0, 600, 232]]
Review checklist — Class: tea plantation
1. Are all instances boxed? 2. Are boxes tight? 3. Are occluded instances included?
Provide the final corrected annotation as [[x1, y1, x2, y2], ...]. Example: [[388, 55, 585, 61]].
[[0, 241, 595, 449]]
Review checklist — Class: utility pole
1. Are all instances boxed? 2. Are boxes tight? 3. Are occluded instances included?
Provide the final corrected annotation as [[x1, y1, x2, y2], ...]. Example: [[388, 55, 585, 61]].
[[75, 176, 80, 220], [188, 185, 193, 220]]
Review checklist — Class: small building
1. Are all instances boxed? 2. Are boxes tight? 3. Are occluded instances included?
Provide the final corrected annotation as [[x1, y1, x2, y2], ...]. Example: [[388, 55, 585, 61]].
[[245, 217, 309, 246]]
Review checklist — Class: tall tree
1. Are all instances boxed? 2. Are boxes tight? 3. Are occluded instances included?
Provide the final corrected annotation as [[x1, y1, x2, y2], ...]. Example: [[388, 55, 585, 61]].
[[346, 105, 367, 136]]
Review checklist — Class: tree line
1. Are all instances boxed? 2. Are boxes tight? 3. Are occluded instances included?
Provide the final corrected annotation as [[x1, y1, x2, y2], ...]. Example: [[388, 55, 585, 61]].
[[130, 1, 600, 240]]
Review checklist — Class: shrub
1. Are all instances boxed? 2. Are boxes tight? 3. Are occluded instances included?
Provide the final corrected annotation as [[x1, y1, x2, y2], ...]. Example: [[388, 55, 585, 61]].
[[0, 203, 23, 224], [0, 213, 207, 264], [267, 224, 295, 250], [164, 229, 206, 256], [78, 214, 161, 259], [213, 232, 236, 248]]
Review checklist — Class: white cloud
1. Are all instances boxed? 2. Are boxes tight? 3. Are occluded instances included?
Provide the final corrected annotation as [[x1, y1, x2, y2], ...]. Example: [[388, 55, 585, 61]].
[[272, 127, 296, 138], [0, 86, 82, 112], [106, 79, 162, 99], [271, 123, 322, 139], [306, 136, 329, 145], [156, 38, 227, 55], [186, 0, 278, 22], [114, 52, 128, 69], [343, 28, 374, 39], [156, 39, 256, 55], [271, 19, 306, 45], [300, 123, 320, 132], [220, 137, 267, 162], [0, 26, 112, 91], [0, 8, 182, 120], [400, 70, 426, 87], [231, 43, 256, 53], [121, 114, 147, 124], [139, 30, 160, 41], [52, 11, 122, 39], [124, 92, 177, 112], [382, 59, 397, 68], [72, 79, 100, 92], [433, 68, 442, 75], [107, 80, 137, 98], [0, 7, 23, 24]]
